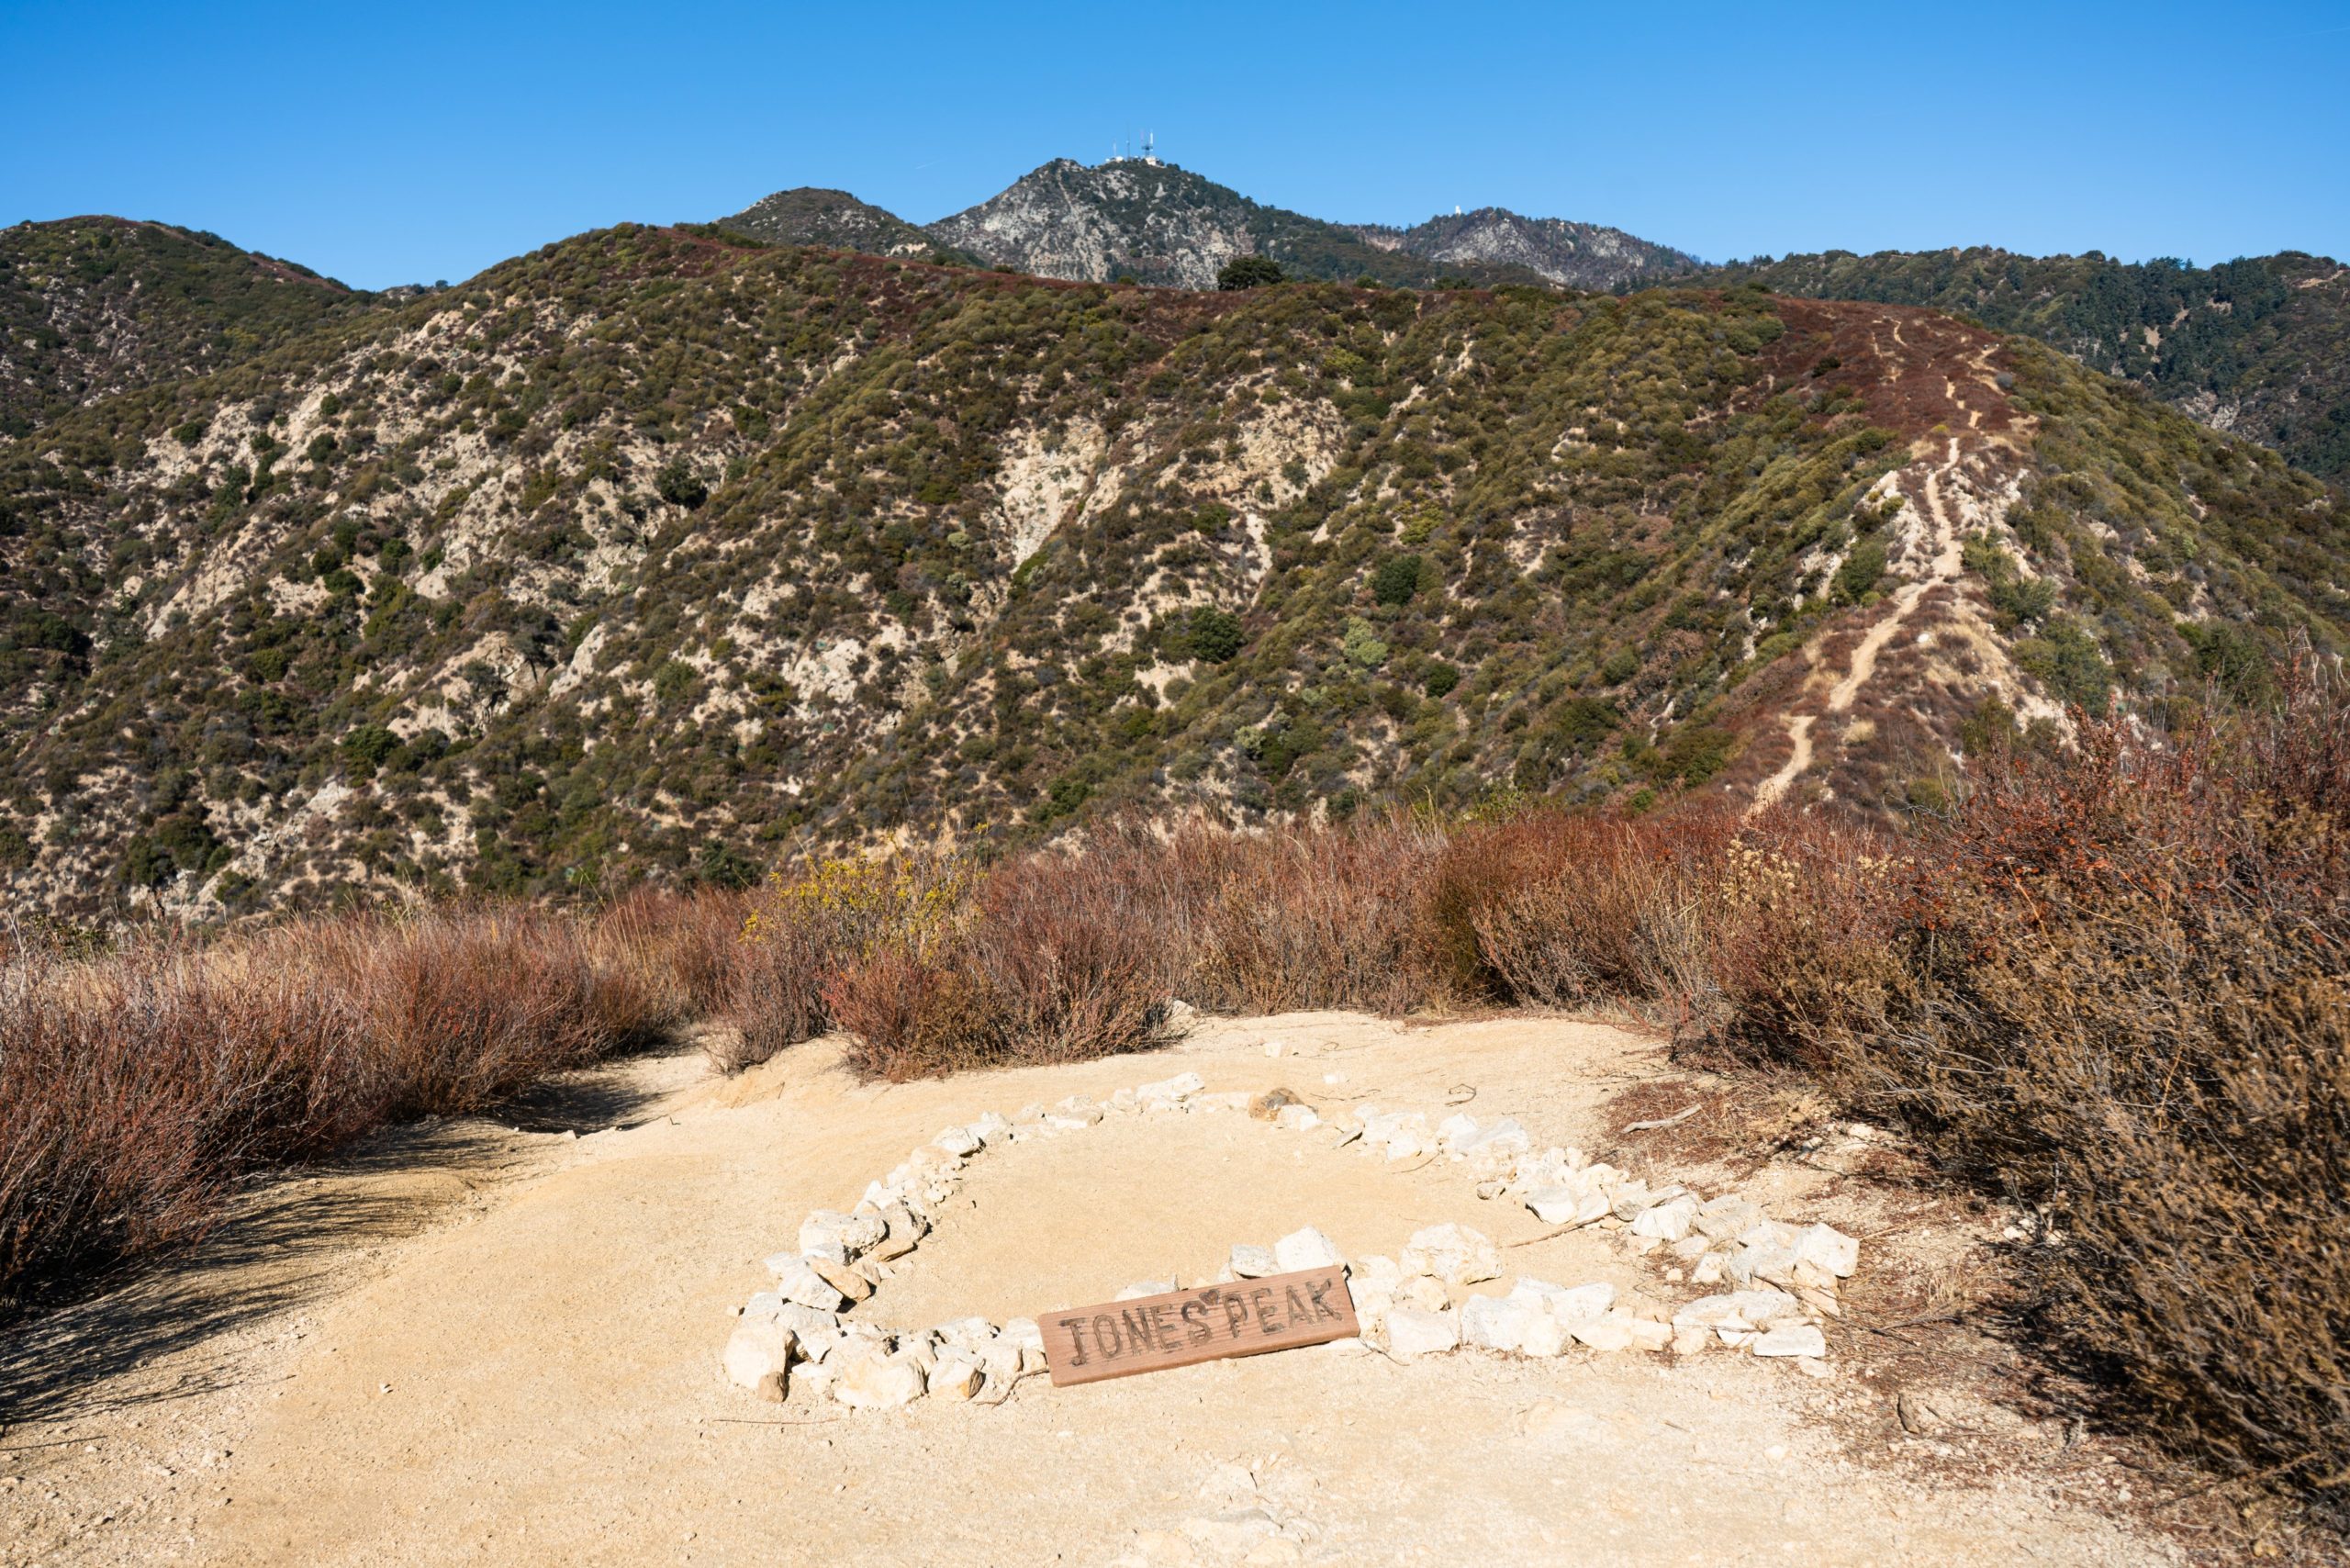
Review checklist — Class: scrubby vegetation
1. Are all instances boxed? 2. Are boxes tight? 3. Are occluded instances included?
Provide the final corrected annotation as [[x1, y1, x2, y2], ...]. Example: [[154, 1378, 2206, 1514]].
[[0, 891, 731, 1311], [4, 658, 2344, 1525], [3, 226, 2338, 919], [0, 217, 383, 439], [1691, 246, 2350, 483]]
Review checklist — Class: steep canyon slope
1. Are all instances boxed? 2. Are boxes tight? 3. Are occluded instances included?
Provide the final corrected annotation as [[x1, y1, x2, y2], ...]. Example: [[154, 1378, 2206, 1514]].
[[0, 226, 2341, 917]]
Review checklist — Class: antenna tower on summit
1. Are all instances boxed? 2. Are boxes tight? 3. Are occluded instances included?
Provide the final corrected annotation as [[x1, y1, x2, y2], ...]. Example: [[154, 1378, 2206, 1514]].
[[1142, 131, 1158, 165]]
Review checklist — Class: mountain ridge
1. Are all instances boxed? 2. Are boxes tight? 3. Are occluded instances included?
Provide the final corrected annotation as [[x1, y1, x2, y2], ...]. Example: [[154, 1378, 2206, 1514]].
[[0, 224, 2338, 920], [1677, 245, 2350, 482], [721, 159, 1697, 292], [0, 216, 380, 439]]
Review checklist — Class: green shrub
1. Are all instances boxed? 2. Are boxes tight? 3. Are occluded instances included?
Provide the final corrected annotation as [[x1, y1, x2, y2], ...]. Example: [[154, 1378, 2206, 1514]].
[[1371, 554, 1423, 606], [1187, 607, 1245, 665]]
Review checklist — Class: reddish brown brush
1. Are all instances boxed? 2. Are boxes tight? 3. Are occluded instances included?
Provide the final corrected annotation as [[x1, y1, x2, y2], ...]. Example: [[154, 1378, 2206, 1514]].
[[824, 844, 1181, 1081], [0, 902, 689, 1312], [1750, 654, 2350, 1515], [1180, 813, 1446, 1017]]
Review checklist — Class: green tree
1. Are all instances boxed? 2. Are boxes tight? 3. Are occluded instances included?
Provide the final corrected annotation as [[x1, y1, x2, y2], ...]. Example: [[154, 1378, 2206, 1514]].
[[655, 459, 709, 510], [1216, 256, 1285, 291], [1187, 607, 1245, 664], [1371, 554, 1423, 607]]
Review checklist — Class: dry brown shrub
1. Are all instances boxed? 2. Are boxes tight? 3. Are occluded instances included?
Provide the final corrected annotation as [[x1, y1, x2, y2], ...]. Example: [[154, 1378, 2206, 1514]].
[[824, 846, 1180, 1081], [1181, 813, 1445, 1016], [1427, 807, 1735, 1019], [586, 885, 745, 1027], [0, 902, 685, 1311], [1769, 658, 2350, 1518]]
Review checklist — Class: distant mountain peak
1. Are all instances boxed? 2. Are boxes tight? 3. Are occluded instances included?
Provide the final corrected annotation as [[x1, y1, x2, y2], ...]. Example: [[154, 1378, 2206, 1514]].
[[718, 186, 936, 257]]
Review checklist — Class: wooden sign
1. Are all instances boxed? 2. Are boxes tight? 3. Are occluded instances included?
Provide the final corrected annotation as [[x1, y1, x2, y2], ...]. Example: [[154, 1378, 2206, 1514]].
[[1039, 1266, 1358, 1386]]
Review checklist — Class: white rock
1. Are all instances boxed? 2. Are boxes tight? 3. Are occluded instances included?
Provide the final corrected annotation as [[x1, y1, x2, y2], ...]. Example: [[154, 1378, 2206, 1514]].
[[1460, 1294, 1542, 1353], [1385, 1307, 1460, 1358], [1229, 1244, 1279, 1279], [1694, 1196, 1765, 1240], [1518, 1314, 1571, 1357], [1458, 1117, 1529, 1156], [932, 1316, 998, 1351], [1437, 1112, 1482, 1150], [1672, 1295, 1750, 1332], [766, 1253, 850, 1312], [1525, 1184, 1611, 1227], [799, 1322, 886, 1363], [1690, 1252, 1728, 1285], [831, 1349, 928, 1408], [809, 1256, 874, 1302], [1115, 1279, 1178, 1301], [869, 1204, 925, 1262], [1547, 1282, 1618, 1323], [1736, 1219, 1802, 1253], [1629, 1195, 1699, 1242], [1136, 1071, 1205, 1103], [1725, 1287, 1804, 1327], [1000, 1318, 1049, 1375], [1273, 1103, 1322, 1133], [1618, 1315, 1674, 1352], [1751, 1324, 1829, 1359], [798, 1208, 886, 1263], [721, 1319, 794, 1400], [1272, 1226, 1346, 1273], [1354, 1254, 1404, 1289], [1794, 1222, 1860, 1279], [1569, 1317, 1637, 1351], [968, 1111, 1012, 1145], [932, 1126, 983, 1158], [1400, 1223, 1501, 1286], [928, 1353, 986, 1401], [1396, 1274, 1452, 1312]]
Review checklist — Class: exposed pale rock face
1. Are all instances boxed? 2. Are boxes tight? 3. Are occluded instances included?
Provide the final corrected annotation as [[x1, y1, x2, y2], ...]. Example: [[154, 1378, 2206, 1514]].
[[799, 1209, 886, 1263], [766, 1253, 850, 1313], [1751, 1324, 1830, 1359], [925, 160, 1257, 290], [1346, 207, 1695, 288]]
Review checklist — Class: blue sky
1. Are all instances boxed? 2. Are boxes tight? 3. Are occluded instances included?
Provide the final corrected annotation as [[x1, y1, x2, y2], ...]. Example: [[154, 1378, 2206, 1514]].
[[6, 0, 2346, 290]]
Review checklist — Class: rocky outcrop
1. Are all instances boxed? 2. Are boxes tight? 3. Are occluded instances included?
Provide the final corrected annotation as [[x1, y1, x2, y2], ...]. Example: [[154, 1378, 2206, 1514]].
[[924, 160, 1261, 289], [716, 187, 938, 257], [1350, 207, 1695, 288]]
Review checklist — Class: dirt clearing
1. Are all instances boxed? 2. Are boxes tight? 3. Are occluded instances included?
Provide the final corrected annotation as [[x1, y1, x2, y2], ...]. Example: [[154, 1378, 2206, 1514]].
[[3, 1013, 2177, 1566]]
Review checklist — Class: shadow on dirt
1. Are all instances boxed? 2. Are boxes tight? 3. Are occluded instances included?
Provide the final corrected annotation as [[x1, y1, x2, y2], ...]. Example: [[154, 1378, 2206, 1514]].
[[0, 1052, 682, 1433]]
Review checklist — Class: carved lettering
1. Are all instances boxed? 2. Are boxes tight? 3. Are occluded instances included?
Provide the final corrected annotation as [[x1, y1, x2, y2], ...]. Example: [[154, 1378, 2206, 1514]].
[[1041, 1267, 1358, 1386], [1180, 1298, 1214, 1346]]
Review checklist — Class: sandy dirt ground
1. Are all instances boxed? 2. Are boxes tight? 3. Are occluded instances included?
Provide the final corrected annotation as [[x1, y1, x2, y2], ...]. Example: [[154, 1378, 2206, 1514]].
[[1, 1012, 2181, 1566]]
